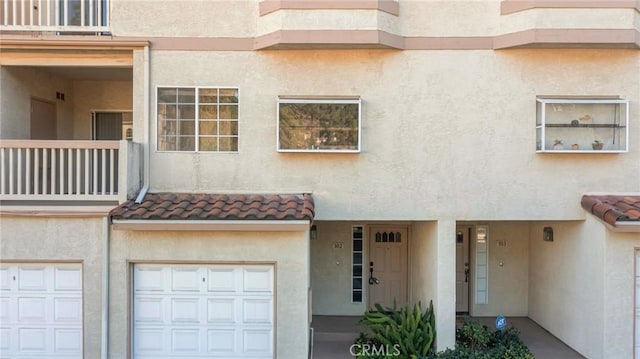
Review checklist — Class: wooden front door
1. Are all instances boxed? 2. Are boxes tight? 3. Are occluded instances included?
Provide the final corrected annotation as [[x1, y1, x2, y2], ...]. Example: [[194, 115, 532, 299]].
[[368, 226, 408, 309]]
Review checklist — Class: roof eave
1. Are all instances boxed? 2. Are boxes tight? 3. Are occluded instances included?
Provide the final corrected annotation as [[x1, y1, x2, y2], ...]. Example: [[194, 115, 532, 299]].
[[111, 219, 312, 232], [609, 221, 640, 233]]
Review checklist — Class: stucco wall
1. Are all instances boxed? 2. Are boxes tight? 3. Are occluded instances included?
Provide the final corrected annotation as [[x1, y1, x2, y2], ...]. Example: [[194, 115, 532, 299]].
[[603, 226, 640, 359], [310, 221, 366, 316], [73, 80, 133, 140], [109, 229, 310, 359], [528, 220, 605, 358], [110, 0, 257, 37], [0, 66, 74, 139], [147, 48, 639, 221], [470, 222, 529, 317], [0, 215, 105, 357], [409, 222, 438, 306]]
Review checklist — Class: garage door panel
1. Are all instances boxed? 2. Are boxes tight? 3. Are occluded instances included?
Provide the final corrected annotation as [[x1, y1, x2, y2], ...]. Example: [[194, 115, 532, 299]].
[[207, 268, 236, 292], [135, 266, 164, 292], [53, 298, 82, 322], [18, 268, 47, 291], [54, 328, 82, 352], [243, 329, 272, 353], [171, 268, 200, 292], [0, 298, 9, 321], [0, 268, 10, 290], [18, 328, 47, 351], [0, 327, 9, 350], [207, 329, 235, 352], [54, 268, 82, 291], [171, 329, 199, 352], [207, 298, 236, 323], [135, 328, 164, 352], [18, 298, 46, 322], [171, 298, 199, 323], [243, 268, 272, 293], [135, 298, 164, 323], [243, 299, 272, 323]]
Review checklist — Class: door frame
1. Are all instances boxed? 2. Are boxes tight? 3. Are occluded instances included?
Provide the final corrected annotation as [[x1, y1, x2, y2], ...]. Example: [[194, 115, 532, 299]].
[[367, 225, 409, 309]]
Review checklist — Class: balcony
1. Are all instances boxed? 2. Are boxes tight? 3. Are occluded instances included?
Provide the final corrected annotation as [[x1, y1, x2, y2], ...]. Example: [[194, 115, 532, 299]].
[[0, 0, 108, 33], [0, 140, 141, 202]]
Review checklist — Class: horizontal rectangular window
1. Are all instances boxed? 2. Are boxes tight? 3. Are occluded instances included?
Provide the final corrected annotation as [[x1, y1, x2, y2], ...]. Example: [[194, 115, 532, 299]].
[[277, 97, 361, 153], [536, 97, 628, 153], [157, 87, 238, 152]]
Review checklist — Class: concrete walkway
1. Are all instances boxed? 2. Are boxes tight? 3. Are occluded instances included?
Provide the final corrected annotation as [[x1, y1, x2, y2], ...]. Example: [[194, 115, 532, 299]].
[[311, 316, 585, 359]]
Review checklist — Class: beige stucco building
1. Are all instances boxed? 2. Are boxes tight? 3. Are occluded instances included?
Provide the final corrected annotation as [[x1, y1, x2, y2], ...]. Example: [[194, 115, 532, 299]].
[[1, 1, 639, 358]]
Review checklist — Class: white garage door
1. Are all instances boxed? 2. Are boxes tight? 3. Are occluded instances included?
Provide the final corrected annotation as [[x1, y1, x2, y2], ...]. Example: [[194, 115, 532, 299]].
[[133, 264, 274, 359], [0, 263, 83, 358]]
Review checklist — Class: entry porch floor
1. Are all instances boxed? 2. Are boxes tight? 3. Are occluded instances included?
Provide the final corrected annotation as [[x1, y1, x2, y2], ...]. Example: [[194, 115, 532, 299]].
[[311, 315, 585, 359]]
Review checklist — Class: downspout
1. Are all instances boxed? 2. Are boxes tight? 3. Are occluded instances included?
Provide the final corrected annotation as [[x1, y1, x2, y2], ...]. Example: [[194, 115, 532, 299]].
[[136, 44, 150, 204], [101, 216, 110, 359]]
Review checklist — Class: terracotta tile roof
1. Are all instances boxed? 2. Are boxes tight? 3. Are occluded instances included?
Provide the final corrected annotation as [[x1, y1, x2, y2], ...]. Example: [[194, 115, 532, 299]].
[[110, 193, 314, 221], [581, 195, 640, 226]]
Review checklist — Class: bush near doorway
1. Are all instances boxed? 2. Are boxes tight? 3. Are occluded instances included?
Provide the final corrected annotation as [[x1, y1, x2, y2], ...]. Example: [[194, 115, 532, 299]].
[[430, 318, 534, 359], [354, 301, 436, 359]]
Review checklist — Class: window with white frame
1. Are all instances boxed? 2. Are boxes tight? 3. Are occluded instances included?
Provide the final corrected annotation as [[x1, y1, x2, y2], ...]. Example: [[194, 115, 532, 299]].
[[277, 97, 361, 152], [157, 87, 238, 152]]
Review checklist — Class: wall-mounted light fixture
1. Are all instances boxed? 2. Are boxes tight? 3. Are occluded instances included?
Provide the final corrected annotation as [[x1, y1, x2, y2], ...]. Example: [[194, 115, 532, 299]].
[[543, 226, 554, 242], [310, 225, 317, 241]]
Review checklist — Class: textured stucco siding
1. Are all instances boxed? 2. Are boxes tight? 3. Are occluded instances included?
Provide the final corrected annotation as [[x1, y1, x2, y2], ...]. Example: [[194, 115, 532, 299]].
[[0, 67, 74, 139], [147, 48, 639, 221], [528, 219, 606, 358]]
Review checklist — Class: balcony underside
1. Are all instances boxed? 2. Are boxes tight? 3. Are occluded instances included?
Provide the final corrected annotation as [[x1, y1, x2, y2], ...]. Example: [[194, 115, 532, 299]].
[[254, 30, 403, 50]]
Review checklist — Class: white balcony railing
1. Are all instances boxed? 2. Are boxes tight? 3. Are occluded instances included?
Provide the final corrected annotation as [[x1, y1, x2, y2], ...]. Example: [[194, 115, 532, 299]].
[[0, 140, 121, 201], [1, 0, 108, 32]]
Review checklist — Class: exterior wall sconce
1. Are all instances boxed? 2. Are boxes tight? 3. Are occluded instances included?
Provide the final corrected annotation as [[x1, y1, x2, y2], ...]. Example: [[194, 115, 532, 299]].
[[543, 227, 554, 242], [310, 225, 317, 241]]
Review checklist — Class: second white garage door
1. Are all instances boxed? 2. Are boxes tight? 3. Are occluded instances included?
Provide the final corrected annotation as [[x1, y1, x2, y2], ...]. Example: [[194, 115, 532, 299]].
[[133, 263, 274, 359]]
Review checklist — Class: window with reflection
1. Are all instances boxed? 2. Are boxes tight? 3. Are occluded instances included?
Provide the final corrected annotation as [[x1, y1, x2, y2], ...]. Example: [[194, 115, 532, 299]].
[[157, 87, 238, 152], [277, 97, 361, 152]]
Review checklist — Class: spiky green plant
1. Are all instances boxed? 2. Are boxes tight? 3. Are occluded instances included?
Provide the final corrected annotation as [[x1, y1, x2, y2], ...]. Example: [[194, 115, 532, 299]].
[[358, 300, 436, 359]]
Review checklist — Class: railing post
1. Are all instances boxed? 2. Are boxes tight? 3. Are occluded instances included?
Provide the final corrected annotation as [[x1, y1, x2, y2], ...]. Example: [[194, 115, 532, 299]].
[[117, 140, 127, 203], [1, 147, 6, 195]]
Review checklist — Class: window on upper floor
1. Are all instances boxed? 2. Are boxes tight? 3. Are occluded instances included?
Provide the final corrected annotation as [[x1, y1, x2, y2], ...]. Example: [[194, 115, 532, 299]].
[[277, 96, 361, 153], [536, 97, 628, 153], [157, 87, 238, 152]]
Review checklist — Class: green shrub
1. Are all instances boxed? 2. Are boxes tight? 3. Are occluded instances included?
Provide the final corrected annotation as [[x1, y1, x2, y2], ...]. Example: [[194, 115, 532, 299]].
[[456, 318, 491, 351], [429, 319, 534, 359], [356, 301, 436, 359]]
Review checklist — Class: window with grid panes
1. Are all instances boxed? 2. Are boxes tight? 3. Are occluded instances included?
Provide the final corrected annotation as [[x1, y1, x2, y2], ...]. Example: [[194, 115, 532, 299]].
[[157, 87, 238, 152]]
